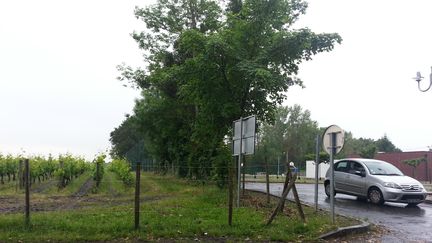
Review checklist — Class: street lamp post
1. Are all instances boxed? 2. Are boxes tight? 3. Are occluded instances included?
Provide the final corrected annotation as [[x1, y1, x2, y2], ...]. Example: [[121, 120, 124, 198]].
[[413, 69, 432, 184], [413, 67, 432, 92]]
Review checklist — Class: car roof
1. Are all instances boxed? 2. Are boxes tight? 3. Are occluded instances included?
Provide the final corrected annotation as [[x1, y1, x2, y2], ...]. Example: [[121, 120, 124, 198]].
[[336, 158, 387, 164]]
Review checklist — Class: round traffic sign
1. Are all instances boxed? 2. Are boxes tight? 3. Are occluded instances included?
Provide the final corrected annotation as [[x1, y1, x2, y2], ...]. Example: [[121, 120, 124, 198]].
[[322, 125, 345, 155]]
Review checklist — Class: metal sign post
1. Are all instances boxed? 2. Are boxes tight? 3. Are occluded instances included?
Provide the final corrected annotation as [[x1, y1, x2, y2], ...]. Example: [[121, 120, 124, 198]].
[[329, 132, 336, 223], [277, 157, 280, 179], [232, 116, 256, 208], [237, 117, 243, 208], [322, 125, 345, 224], [314, 134, 320, 212]]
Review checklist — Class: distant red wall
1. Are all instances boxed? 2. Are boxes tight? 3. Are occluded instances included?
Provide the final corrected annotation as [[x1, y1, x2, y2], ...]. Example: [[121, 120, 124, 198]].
[[374, 151, 432, 182]]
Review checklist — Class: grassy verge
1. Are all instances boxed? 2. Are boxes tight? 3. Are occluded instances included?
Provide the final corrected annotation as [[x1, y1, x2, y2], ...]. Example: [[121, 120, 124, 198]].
[[95, 170, 134, 196], [0, 173, 359, 242]]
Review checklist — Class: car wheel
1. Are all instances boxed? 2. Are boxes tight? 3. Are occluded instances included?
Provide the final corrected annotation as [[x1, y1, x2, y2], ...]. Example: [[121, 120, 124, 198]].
[[368, 187, 384, 205], [324, 182, 335, 197]]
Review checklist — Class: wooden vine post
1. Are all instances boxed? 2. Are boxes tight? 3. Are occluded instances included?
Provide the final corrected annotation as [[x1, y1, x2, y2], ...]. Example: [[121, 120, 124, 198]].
[[135, 162, 141, 230], [266, 162, 306, 225], [228, 158, 234, 226], [24, 159, 30, 228], [289, 166, 306, 222]]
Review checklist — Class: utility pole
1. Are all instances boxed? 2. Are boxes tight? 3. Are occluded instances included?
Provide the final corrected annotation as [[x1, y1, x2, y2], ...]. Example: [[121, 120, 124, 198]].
[[277, 157, 280, 179], [314, 134, 320, 212]]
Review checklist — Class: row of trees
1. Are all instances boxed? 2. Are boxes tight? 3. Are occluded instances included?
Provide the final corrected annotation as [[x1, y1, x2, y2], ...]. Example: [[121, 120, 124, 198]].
[[248, 105, 402, 173], [110, 0, 342, 182], [342, 133, 401, 159]]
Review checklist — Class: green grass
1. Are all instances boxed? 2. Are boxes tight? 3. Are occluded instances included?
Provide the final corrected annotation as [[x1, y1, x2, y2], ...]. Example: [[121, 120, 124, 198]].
[[95, 170, 130, 195], [40, 171, 93, 196], [0, 173, 358, 242], [0, 179, 19, 195]]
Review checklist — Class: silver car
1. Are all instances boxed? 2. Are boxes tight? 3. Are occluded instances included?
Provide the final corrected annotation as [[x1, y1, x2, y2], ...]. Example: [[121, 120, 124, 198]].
[[324, 158, 428, 206]]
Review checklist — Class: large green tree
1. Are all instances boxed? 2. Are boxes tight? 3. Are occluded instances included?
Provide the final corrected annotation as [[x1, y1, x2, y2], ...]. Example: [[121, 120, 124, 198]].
[[114, 0, 342, 180], [250, 104, 320, 173], [284, 105, 320, 166], [340, 133, 401, 158], [376, 134, 401, 152], [109, 115, 143, 159]]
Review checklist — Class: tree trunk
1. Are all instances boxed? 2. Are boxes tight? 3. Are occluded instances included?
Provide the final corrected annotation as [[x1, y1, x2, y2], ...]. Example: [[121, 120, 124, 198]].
[[188, 0, 197, 29]]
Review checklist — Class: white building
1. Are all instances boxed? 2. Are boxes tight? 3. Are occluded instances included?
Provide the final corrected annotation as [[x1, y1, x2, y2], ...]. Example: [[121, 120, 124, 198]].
[[305, 160, 330, 179]]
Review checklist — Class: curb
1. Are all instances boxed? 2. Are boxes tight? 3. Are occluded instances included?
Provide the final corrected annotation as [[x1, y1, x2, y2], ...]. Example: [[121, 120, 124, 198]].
[[318, 221, 370, 240], [245, 188, 370, 240]]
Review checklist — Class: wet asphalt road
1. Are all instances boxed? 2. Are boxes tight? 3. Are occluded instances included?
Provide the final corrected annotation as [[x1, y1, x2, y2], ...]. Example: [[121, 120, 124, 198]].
[[246, 183, 432, 242]]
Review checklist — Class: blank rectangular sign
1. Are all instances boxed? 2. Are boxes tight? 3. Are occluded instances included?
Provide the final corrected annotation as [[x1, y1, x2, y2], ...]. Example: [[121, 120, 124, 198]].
[[232, 116, 256, 156], [233, 120, 241, 140], [242, 116, 255, 138]]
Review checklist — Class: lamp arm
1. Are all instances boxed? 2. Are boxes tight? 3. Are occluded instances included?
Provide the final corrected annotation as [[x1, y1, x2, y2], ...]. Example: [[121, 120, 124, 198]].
[[418, 67, 432, 92]]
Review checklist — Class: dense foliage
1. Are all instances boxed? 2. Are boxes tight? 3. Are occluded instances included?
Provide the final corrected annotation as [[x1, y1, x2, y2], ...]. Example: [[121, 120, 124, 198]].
[[108, 159, 134, 186], [0, 154, 20, 184], [112, 0, 342, 181], [109, 115, 144, 159], [54, 154, 89, 188], [341, 133, 401, 158], [247, 105, 403, 173], [0, 154, 93, 189], [28, 155, 57, 184]]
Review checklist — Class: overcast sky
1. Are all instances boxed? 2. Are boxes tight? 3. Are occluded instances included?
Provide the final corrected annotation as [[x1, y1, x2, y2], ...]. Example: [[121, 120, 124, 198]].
[[1, 0, 432, 160]]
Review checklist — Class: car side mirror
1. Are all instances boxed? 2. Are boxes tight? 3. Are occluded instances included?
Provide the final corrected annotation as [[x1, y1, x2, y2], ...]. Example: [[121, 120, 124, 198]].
[[355, 170, 366, 177]]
